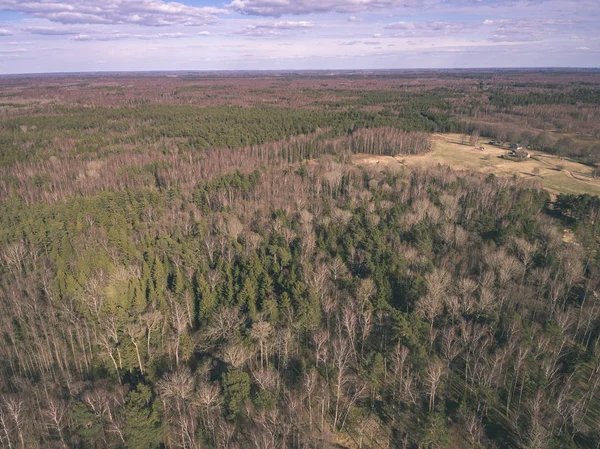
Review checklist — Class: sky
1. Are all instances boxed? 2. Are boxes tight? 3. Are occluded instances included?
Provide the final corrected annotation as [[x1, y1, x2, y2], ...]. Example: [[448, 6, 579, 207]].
[[0, 0, 598, 74]]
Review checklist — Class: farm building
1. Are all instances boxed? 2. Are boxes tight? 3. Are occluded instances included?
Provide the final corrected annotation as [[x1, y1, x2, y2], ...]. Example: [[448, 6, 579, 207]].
[[506, 148, 531, 159]]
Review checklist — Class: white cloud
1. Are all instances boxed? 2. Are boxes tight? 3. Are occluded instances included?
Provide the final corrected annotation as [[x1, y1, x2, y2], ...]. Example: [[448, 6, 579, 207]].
[[157, 32, 185, 38], [239, 20, 314, 36], [24, 26, 82, 35], [71, 31, 187, 41], [0, 48, 26, 53], [576, 46, 590, 50], [488, 19, 573, 43], [339, 40, 382, 46], [385, 20, 466, 36], [0, 28, 12, 36], [386, 21, 415, 30], [0, 48, 28, 59], [257, 21, 314, 30], [0, 0, 228, 27], [228, 0, 419, 16], [71, 34, 95, 41]]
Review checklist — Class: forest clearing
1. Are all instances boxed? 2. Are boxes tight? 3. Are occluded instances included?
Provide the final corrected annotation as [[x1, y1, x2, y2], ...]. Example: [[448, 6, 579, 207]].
[[355, 133, 600, 197]]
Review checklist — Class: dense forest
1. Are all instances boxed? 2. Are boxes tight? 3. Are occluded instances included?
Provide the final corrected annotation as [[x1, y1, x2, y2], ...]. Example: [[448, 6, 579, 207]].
[[1, 71, 600, 449]]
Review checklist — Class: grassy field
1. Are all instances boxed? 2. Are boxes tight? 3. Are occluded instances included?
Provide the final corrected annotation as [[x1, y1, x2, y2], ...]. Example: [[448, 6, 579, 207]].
[[355, 133, 600, 197]]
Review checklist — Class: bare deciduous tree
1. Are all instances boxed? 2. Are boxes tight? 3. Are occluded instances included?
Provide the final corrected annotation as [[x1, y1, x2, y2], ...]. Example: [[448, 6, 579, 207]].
[[250, 320, 272, 369], [425, 359, 444, 413]]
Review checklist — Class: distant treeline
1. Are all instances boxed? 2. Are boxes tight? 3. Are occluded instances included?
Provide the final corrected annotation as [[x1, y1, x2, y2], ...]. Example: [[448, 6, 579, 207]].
[[349, 127, 432, 155], [489, 88, 600, 107], [254, 128, 432, 164]]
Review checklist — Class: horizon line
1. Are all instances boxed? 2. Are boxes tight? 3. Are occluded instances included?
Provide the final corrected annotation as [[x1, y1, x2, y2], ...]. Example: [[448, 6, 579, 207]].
[[1, 67, 600, 78]]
